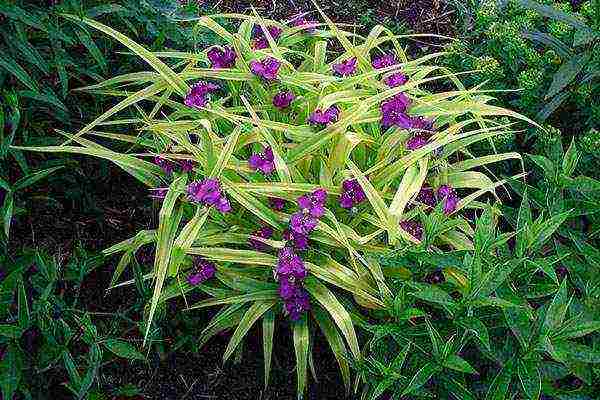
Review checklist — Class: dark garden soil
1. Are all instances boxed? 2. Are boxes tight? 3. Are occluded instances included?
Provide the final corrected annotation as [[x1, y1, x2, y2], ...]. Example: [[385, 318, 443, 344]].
[[8, 2, 459, 399], [216, 0, 456, 38]]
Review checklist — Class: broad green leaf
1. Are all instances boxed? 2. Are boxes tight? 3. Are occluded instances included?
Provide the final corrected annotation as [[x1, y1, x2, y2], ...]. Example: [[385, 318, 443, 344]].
[[210, 126, 240, 178], [401, 362, 440, 396], [543, 279, 569, 334], [485, 360, 513, 400], [545, 52, 590, 99], [0, 54, 38, 91], [13, 166, 62, 191], [444, 354, 477, 374], [516, 360, 541, 400], [103, 339, 145, 361], [457, 317, 491, 351], [561, 137, 579, 177]]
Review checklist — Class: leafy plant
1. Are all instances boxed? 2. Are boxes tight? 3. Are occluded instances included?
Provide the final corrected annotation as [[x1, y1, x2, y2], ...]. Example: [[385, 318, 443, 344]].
[[0, 92, 61, 245], [0, 246, 145, 400], [445, 0, 600, 138], [19, 8, 535, 397], [357, 203, 600, 399]]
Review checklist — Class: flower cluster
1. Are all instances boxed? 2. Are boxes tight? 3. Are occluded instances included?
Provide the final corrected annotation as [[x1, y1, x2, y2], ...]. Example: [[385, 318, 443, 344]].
[[283, 228, 308, 250], [276, 247, 310, 320], [415, 186, 436, 207], [273, 91, 295, 109], [308, 105, 339, 127], [252, 25, 282, 49], [149, 187, 168, 200], [381, 93, 411, 130], [290, 189, 327, 234], [184, 81, 220, 109], [339, 179, 366, 209], [437, 185, 459, 215], [332, 57, 358, 77], [372, 52, 398, 69], [154, 156, 195, 174], [400, 220, 424, 240], [249, 226, 274, 251], [250, 57, 282, 81], [274, 189, 328, 320], [207, 45, 237, 69], [269, 197, 286, 211], [291, 16, 318, 33], [384, 72, 408, 87], [154, 156, 177, 174], [187, 256, 217, 285], [187, 178, 231, 213], [249, 146, 275, 175]]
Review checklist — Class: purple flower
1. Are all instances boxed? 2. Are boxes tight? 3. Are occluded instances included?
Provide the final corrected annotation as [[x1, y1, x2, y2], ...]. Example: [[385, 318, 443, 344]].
[[276, 247, 307, 280], [297, 189, 327, 217], [339, 179, 367, 209], [400, 220, 423, 240], [278, 277, 298, 300], [249, 226, 274, 251], [416, 186, 436, 207], [215, 195, 232, 213], [273, 91, 295, 109], [380, 93, 411, 130], [437, 185, 459, 215], [269, 197, 286, 211], [308, 105, 339, 127], [187, 256, 217, 285], [384, 72, 408, 87], [187, 178, 231, 213], [406, 135, 430, 150], [283, 228, 309, 250], [410, 116, 434, 131], [248, 146, 275, 175], [291, 16, 318, 33], [290, 212, 319, 235], [252, 26, 283, 49], [252, 25, 282, 50], [149, 187, 168, 200], [372, 52, 398, 69], [283, 287, 310, 321], [180, 159, 195, 172], [154, 156, 177, 174], [250, 57, 282, 81], [332, 57, 358, 77], [207, 45, 237, 69], [184, 81, 220, 109], [188, 178, 222, 205]]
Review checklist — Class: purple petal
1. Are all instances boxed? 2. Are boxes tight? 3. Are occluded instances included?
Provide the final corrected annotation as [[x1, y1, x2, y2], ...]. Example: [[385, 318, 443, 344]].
[[215, 196, 232, 213], [384, 72, 408, 87], [248, 153, 263, 170], [406, 135, 430, 150], [372, 53, 398, 69]]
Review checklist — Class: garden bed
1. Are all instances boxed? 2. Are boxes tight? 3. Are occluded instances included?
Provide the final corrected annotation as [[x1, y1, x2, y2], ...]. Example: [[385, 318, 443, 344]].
[[6, 3, 460, 400]]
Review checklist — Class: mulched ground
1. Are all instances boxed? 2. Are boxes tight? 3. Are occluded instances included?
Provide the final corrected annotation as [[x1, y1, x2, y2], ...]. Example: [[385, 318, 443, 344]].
[[8, 1, 458, 399], [214, 0, 456, 37]]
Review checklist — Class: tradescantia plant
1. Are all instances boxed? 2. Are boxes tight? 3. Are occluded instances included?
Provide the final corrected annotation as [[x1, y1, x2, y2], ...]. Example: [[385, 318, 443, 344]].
[[19, 6, 535, 396]]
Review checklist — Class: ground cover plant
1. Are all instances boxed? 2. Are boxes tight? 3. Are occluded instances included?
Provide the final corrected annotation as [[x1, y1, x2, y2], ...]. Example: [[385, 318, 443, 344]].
[[0, 247, 151, 400], [15, 4, 549, 397], [445, 0, 599, 148]]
